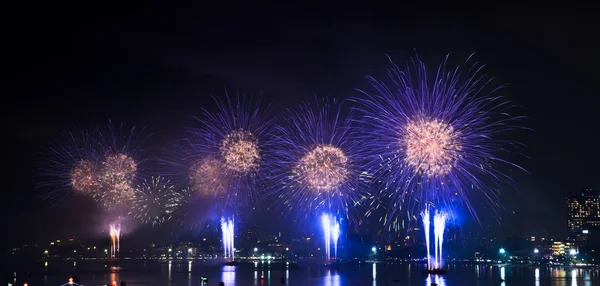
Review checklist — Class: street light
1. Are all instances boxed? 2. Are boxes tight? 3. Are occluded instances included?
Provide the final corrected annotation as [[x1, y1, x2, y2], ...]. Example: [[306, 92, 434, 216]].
[[499, 248, 506, 254], [534, 248, 539, 254], [570, 249, 577, 256], [372, 247, 377, 253], [254, 247, 258, 252]]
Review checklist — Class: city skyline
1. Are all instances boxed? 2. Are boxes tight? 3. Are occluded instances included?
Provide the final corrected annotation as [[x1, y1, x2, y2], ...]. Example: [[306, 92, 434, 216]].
[[5, 2, 600, 248]]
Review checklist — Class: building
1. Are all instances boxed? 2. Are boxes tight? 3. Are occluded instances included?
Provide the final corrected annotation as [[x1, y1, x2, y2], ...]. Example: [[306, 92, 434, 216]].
[[567, 189, 600, 243]]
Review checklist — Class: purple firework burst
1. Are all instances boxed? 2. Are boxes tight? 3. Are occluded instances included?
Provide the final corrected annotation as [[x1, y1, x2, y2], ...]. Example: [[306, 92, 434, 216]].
[[183, 92, 274, 209], [354, 55, 526, 230], [272, 98, 368, 224]]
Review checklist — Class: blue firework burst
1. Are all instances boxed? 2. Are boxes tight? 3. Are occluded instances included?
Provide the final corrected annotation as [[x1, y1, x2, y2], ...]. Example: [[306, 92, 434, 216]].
[[354, 55, 526, 230], [272, 97, 368, 223]]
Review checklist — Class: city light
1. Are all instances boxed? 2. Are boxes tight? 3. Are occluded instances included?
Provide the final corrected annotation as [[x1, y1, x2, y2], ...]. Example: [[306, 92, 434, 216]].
[[254, 247, 258, 252], [499, 248, 506, 254], [286, 247, 289, 251], [583, 229, 589, 234], [570, 249, 577, 255], [534, 248, 539, 254], [372, 247, 377, 253]]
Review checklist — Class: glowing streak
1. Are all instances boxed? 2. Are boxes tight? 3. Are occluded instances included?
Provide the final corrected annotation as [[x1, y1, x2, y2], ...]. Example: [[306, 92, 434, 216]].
[[433, 211, 448, 268], [321, 213, 341, 262], [109, 223, 121, 258], [221, 217, 235, 261], [331, 220, 340, 260], [321, 214, 331, 262], [422, 208, 448, 269], [420, 208, 431, 269]]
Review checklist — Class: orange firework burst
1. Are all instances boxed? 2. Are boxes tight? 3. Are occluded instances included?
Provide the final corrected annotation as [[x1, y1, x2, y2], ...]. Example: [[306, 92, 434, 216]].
[[96, 153, 137, 209], [69, 160, 98, 194], [219, 129, 260, 176], [189, 156, 226, 197], [402, 116, 462, 177], [294, 144, 349, 192]]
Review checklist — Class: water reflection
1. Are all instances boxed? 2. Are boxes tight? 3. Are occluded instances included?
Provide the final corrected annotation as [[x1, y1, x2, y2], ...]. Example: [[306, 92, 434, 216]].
[[535, 268, 540, 286], [168, 260, 172, 281], [324, 269, 340, 286], [500, 266, 506, 286], [188, 261, 192, 285], [372, 263, 377, 285], [425, 275, 446, 286], [572, 269, 577, 286], [222, 266, 236, 284]]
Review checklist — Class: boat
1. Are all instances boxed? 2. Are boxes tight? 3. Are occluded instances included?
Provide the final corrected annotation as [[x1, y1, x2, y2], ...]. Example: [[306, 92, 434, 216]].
[[422, 268, 447, 275], [224, 261, 239, 266]]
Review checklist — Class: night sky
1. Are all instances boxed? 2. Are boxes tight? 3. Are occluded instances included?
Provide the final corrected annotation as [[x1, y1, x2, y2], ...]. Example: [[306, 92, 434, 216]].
[[4, 2, 599, 246]]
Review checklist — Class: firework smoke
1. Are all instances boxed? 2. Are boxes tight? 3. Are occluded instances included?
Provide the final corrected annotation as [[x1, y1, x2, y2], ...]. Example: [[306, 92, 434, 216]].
[[355, 55, 526, 229]]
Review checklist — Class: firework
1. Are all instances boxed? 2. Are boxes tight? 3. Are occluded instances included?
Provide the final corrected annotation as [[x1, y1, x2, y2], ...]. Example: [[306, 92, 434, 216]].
[[92, 121, 146, 211], [184, 92, 273, 204], [273, 98, 364, 220], [40, 121, 146, 210], [189, 155, 227, 197], [130, 176, 179, 226], [39, 128, 105, 204], [109, 223, 121, 258], [221, 217, 235, 261], [321, 213, 341, 262], [220, 129, 260, 175], [69, 159, 99, 194], [94, 153, 137, 209], [355, 55, 526, 229]]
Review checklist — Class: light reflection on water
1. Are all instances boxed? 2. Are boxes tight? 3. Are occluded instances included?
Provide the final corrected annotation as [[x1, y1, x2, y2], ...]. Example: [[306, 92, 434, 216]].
[[425, 274, 446, 286], [11, 261, 600, 285], [372, 262, 376, 286], [324, 269, 340, 286], [221, 266, 235, 285]]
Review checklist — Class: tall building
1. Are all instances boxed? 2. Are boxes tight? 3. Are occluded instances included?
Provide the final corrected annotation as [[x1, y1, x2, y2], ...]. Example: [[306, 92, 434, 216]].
[[567, 189, 600, 243]]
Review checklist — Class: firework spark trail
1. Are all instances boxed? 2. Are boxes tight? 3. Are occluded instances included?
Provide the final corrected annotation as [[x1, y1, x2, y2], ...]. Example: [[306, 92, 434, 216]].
[[321, 213, 341, 262], [433, 211, 448, 268], [355, 55, 527, 230], [420, 208, 431, 269], [331, 219, 340, 260], [109, 223, 121, 258], [131, 176, 179, 226], [321, 214, 332, 262], [184, 92, 273, 208], [221, 217, 235, 260], [273, 98, 366, 222]]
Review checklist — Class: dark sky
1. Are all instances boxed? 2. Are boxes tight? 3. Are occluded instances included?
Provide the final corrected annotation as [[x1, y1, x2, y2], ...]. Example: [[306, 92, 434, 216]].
[[4, 2, 600, 246]]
